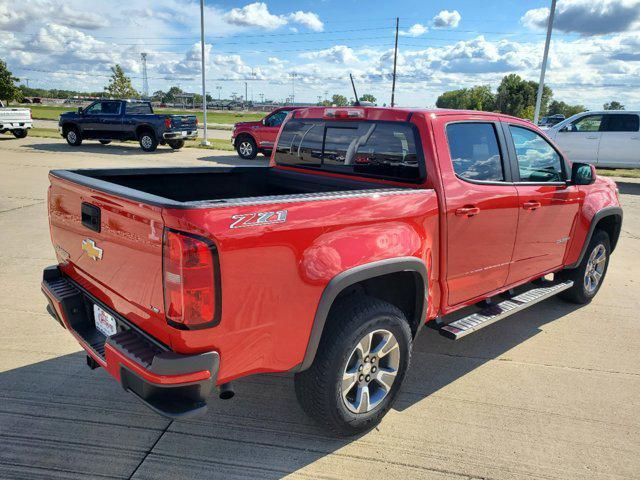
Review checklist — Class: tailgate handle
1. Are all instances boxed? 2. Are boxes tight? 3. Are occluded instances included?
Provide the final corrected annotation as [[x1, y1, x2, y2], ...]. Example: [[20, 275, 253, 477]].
[[81, 203, 101, 232]]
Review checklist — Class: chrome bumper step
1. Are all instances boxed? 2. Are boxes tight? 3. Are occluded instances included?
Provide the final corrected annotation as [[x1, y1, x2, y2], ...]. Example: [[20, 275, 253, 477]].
[[439, 280, 574, 340]]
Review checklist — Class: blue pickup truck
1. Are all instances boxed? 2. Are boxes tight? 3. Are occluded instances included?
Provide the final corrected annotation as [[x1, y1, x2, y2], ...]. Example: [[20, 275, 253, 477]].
[[58, 100, 198, 152]]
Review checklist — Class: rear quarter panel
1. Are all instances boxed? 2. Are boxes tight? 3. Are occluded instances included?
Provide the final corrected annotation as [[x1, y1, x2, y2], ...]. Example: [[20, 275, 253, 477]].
[[163, 189, 439, 383]]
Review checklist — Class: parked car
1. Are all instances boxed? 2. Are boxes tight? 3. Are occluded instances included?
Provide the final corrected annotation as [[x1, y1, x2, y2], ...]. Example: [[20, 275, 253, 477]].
[[231, 106, 304, 159], [58, 99, 197, 152], [42, 106, 622, 435], [0, 100, 32, 138], [546, 110, 640, 168], [538, 114, 565, 128]]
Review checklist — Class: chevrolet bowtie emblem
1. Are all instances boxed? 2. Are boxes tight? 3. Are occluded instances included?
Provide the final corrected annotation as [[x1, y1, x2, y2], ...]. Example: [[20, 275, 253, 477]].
[[82, 239, 103, 261]]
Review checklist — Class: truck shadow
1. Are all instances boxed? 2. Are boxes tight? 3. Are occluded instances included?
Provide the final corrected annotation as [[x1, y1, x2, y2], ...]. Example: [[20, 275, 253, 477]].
[[0, 298, 584, 478], [21, 142, 177, 155], [614, 180, 640, 196], [196, 153, 270, 166]]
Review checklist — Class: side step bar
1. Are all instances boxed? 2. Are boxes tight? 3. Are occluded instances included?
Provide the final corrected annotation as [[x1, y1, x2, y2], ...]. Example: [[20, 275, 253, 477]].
[[440, 280, 574, 340]]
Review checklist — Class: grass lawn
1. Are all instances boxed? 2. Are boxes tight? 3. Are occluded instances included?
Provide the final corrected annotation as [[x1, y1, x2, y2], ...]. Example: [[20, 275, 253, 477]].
[[596, 168, 640, 179], [24, 104, 263, 125]]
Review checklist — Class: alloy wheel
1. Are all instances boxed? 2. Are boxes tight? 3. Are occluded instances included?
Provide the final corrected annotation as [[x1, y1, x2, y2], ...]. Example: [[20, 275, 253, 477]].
[[584, 244, 606, 294]]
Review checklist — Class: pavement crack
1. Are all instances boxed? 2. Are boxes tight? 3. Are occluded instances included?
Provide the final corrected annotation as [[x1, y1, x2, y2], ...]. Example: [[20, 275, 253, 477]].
[[128, 419, 173, 479]]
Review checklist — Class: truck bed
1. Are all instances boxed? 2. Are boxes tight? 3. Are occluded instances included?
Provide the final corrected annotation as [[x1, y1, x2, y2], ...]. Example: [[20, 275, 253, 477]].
[[51, 166, 394, 207]]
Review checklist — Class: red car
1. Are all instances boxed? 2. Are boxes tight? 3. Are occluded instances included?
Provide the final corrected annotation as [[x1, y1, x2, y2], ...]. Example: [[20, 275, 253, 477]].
[[231, 106, 303, 159], [42, 106, 622, 435]]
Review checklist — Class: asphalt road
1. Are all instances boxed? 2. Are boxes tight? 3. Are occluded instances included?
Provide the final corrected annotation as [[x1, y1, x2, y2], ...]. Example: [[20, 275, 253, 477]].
[[1, 136, 639, 480]]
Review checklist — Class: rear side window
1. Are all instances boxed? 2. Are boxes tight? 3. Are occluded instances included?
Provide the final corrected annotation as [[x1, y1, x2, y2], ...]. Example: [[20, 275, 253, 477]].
[[274, 120, 421, 181], [602, 114, 639, 132], [126, 103, 152, 114], [509, 126, 564, 182], [446, 123, 504, 182]]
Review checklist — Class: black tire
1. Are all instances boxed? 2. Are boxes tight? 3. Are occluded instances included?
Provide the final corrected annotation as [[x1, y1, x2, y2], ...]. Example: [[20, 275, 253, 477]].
[[138, 130, 158, 152], [294, 296, 412, 436], [65, 126, 82, 146], [12, 129, 28, 139], [559, 229, 610, 304], [236, 136, 257, 159], [167, 139, 185, 150], [99, 140, 111, 145]]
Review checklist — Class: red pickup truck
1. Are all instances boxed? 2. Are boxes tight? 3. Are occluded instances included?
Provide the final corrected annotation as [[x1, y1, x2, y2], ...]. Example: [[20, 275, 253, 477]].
[[42, 106, 622, 435], [231, 106, 303, 159]]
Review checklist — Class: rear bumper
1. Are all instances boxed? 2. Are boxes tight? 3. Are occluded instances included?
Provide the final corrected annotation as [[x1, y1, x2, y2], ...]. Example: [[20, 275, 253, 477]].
[[41, 265, 219, 418], [163, 130, 197, 140], [0, 122, 32, 130]]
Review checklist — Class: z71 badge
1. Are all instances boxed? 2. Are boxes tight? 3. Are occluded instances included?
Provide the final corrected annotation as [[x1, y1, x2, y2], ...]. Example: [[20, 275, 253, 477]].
[[230, 210, 287, 229]]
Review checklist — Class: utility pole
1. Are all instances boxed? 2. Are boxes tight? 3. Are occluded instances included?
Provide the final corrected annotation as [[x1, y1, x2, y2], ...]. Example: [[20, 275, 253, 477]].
[[291, 73, 297, 104], [391, 17, 399, 107], [533, 0, 556, 125], [216, 85, 222, 100], [245, 82, 248, 105], [140, 53, 149, 98], [199, 0, 209, 146]]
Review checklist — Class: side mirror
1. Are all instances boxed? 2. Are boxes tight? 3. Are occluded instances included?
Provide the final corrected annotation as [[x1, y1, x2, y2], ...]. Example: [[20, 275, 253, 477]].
[[77, 107, 84, 114], [262, 118, 267, 126], [571, 162, 596, 185]]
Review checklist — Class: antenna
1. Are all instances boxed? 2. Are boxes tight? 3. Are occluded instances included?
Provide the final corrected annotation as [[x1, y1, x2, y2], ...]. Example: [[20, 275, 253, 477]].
[[140, 53, 149, 98], [349, 73, 360, 106]]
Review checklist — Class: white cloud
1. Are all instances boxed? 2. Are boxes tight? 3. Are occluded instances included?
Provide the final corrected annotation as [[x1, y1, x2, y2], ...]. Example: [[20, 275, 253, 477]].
[[301, 45, 358, 64], [223, 2, 287, 30], [288, 11, 324, 32], [522, 0, 640, 35], [433, 10, 461, 29], [400, 24, 428, 37], [0, 0, 108, 31]]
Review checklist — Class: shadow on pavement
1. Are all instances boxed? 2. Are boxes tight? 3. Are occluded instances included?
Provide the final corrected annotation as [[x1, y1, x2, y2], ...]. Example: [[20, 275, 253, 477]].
[[0, 297, 583, 479], [196, 154, 270, 166], [614, 180, 640, 196], [21, 141, 177, 155]]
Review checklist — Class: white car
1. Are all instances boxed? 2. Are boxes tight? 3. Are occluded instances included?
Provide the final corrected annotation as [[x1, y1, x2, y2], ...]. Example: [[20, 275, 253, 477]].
[[0, 100, 32, 138], [545, 110, 639, 168]]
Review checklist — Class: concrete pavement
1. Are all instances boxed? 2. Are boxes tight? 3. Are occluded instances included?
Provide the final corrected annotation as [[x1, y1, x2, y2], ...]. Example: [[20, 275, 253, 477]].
[[1, 136, 639, 479]]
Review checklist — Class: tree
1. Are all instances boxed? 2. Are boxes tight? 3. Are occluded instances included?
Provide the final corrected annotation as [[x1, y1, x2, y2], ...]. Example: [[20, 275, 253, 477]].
[[603, 100, 625, 110], [0, 60, 21, 105], [151, 90, 166, 102], [331, 94, 348, 106], [164, 86, 184, 103], [359, 93, 377, 104], [104, 65, 138, 99], [495, 74, 552, 119], [548, 100, 586, 118], [436, 85, 495, 111]]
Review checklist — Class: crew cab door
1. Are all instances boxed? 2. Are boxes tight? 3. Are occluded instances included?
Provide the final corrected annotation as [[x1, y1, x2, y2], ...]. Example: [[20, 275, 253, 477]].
[[597, 113, 640, 168], [258, 110, 290, 149], [552, 113, 603, 164], [502, 123, 581, 284], [435, 117, 519, 306], [81, 101, 122, 139]]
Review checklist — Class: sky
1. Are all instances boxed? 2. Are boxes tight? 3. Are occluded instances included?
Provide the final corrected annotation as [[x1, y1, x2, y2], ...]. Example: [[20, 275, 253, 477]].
[[1, 0, 640, 109]]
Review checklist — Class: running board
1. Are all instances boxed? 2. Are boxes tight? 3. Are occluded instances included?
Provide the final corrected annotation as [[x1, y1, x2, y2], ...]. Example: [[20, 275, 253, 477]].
[[439, 281, 574, 340]]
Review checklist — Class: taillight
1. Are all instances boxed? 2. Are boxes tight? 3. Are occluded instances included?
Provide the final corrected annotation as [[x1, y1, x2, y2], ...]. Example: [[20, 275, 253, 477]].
[[324, 108, 365, 119], [163, 229, 220, 329], [164, 117, 172, 129], [195, 117, 199, 126]]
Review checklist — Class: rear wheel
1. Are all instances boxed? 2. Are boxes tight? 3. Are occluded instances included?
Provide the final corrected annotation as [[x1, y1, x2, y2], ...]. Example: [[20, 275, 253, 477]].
[[138, 131, 158, 152], [559, 229, 610, 304], [167, 139, 185, 150], [12, 129, 28, 139], [65, 126, 82, 146], [236, 136, 257, 159], [99, 140, 111, 145], [294, 296, 412, 436]]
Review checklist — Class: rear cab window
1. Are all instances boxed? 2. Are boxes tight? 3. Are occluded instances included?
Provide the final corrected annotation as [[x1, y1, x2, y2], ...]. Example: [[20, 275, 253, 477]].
[[446, 122, 505, 182], [274, 119, 422, 182], [126, 103, 153, 114], [601, 114, 639, 132]]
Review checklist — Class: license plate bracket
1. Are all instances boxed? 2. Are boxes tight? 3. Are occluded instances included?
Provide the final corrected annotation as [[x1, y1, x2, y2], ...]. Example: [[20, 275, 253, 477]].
[[94, 304, 117, 337]]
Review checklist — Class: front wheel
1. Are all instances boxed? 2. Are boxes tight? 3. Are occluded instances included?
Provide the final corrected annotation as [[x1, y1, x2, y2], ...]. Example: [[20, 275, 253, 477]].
[[65, 127, 82, 146], [236, 137, 257, 159], [167, 139, 185, 150], [12, 129, 28, 139], [294, 296, 412, 436], [559, 229, 610, 304], [139, 131, 158, 152]]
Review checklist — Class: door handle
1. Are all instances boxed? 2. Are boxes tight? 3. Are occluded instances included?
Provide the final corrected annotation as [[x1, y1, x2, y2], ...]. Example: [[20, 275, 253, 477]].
[[523, 200, 541, 210], [455, 206, 480, 217]]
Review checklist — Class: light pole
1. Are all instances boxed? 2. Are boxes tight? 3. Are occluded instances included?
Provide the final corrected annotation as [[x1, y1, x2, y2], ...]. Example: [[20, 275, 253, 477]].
[[533, 0, 556, 126], [199, 0, 209, 146], [216, 85, 222, 100], [291, 73, 297, 105]]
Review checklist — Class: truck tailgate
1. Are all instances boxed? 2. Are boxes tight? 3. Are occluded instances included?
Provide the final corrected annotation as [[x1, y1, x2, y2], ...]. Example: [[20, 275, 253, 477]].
[[48, 173, 170, 345]]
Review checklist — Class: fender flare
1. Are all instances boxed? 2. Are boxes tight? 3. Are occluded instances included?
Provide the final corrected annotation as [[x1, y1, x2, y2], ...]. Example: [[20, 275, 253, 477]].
[[233, 132, 256, 147], [297, 257, 428, 371], [567, 206, 623, 269]]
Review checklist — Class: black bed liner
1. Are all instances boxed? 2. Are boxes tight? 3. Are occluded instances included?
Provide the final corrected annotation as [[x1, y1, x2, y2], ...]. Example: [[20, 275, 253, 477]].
[[51, 166, 407, 209]]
